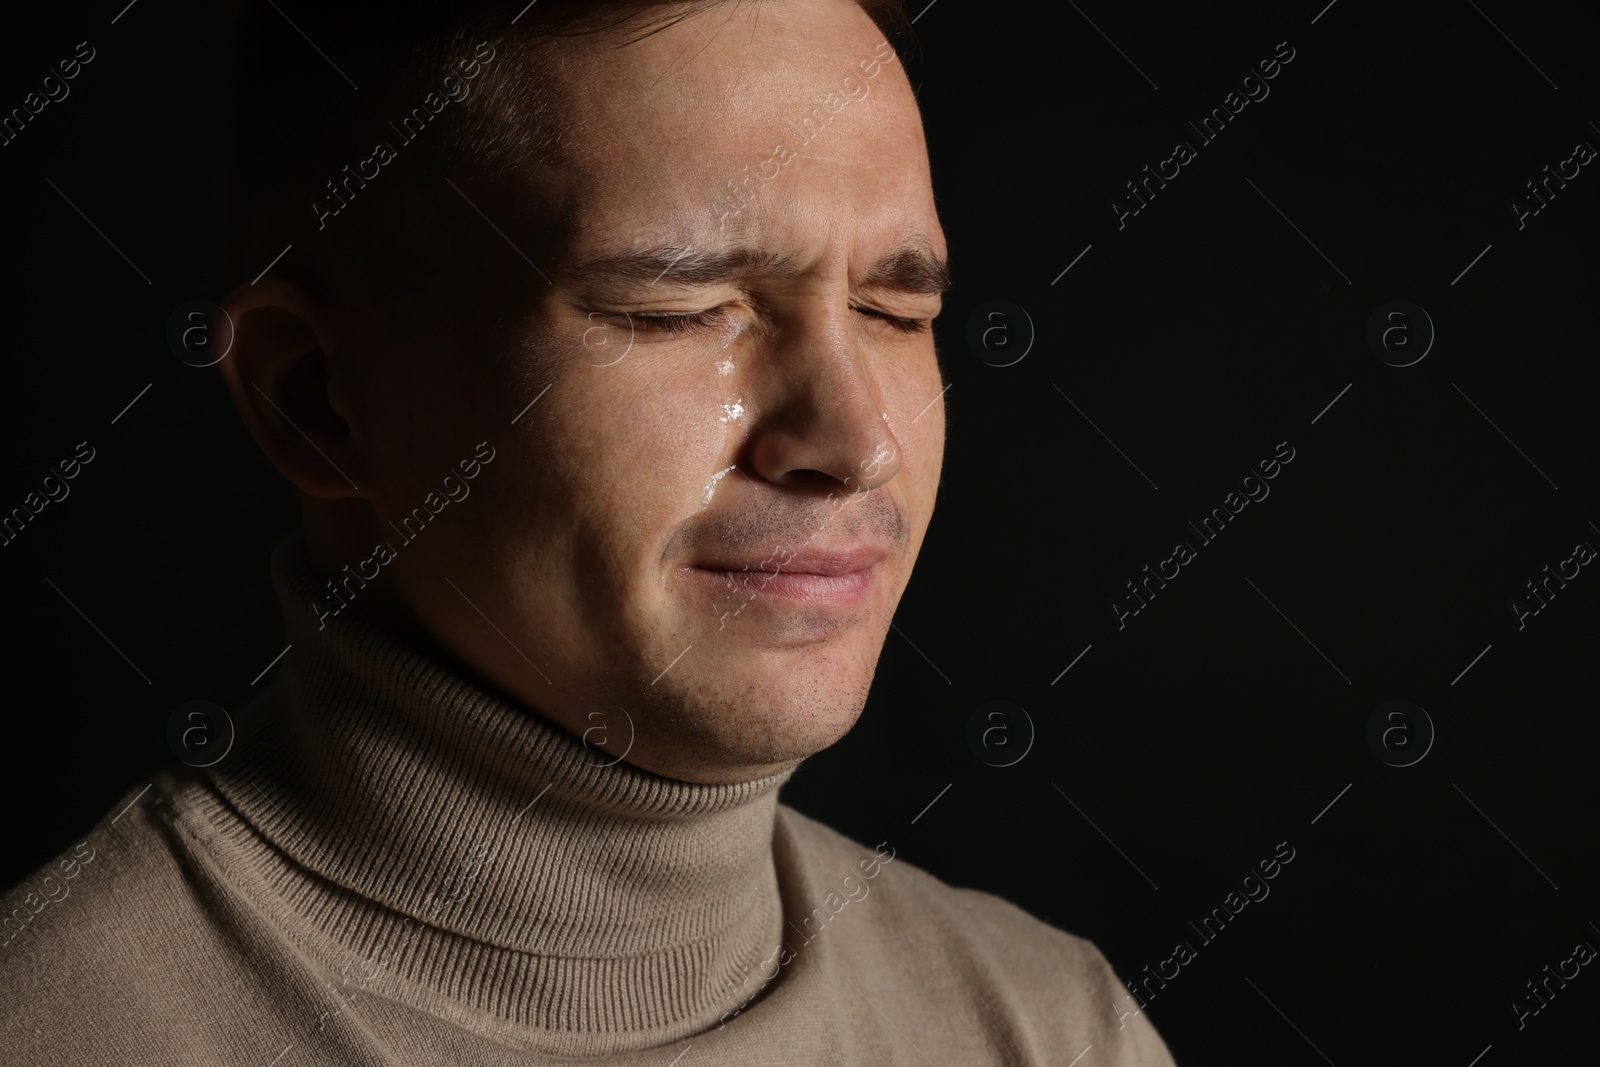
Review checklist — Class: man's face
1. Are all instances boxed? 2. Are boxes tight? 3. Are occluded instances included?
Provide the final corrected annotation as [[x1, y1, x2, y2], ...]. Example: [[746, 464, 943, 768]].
[[340, 0, 947, 783]]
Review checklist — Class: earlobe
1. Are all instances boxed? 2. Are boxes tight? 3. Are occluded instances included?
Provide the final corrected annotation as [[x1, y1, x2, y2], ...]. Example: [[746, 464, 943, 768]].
[[214, 279, 367, 500]]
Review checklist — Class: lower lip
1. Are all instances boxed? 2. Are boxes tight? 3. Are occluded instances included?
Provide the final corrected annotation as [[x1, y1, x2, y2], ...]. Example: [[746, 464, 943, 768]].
[[689, 565, 876, 606]]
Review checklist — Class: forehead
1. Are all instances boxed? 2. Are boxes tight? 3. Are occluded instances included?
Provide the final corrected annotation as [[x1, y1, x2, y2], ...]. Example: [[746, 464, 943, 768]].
[[520, 0, 941, 264]]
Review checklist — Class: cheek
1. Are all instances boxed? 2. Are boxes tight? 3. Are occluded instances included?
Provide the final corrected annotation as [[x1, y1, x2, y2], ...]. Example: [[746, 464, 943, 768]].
[[535, 351, 734, 535], [362, 335, 497, 498], [882, 344, 945, 476]]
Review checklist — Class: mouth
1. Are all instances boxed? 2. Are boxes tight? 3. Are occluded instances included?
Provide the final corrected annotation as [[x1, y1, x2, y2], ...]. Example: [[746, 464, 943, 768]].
[[686, 547, 886, 607]]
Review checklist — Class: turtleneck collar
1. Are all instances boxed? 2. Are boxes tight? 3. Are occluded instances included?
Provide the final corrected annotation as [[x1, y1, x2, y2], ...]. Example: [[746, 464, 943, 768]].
[[189, 530, 796, 1056]]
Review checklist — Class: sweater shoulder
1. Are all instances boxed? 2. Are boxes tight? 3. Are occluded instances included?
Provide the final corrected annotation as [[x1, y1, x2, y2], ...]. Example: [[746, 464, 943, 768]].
[[1, 782, 175, 982], [0, 775, 311, 1065], [773, 803, 1178, 1065]]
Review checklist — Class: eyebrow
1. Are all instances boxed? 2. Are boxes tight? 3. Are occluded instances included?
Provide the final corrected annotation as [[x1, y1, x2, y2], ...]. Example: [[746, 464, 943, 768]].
[[859, 246, 952, 297], [560, 244, 951, 296]]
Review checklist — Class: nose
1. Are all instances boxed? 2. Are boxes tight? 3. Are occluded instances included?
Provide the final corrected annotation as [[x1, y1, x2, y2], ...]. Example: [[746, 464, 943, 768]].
[[743, 316, 901, 496]]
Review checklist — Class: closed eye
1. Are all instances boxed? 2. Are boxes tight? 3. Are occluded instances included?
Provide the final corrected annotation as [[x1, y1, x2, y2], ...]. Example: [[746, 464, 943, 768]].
[[853, 306, 931, 333], [631, 308, 735, 335], [624, 305, 932, 335]]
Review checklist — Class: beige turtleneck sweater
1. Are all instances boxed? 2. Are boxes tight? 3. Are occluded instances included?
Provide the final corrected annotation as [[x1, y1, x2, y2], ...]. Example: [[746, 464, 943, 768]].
[[1, 532, 1177, 1065]]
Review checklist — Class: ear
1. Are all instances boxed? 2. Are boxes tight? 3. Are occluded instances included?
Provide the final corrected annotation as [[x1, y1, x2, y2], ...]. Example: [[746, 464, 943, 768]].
[[213, 278, 368, 499]]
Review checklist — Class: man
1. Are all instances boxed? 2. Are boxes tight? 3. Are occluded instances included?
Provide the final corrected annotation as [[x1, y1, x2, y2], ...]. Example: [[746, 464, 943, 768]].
[[1, 0, 1177, 1062]]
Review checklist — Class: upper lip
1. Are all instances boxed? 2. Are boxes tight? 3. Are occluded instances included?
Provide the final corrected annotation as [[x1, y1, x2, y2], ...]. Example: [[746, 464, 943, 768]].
[[692, 545, 888, 576]]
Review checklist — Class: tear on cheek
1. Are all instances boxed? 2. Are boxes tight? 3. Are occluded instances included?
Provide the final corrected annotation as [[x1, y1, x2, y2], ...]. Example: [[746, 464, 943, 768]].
[[711, 321, 742, 373], [701, 465, 736, 506]]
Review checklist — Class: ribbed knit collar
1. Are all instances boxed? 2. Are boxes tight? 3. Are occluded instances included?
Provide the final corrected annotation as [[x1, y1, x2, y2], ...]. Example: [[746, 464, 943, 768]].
[[198, 530, 796, 1055]]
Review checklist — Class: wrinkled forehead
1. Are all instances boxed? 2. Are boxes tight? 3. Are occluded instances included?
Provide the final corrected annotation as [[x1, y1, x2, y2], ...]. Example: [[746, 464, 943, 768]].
[[511, 0, 939, 264]]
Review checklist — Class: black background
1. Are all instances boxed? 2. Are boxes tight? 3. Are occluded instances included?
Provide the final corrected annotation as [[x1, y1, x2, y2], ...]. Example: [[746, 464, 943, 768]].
[[3, 2, 1597, 1064]]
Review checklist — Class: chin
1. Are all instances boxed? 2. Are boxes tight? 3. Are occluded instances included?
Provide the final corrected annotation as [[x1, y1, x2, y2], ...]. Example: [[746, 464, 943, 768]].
[[627, 658, 876, 780]]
